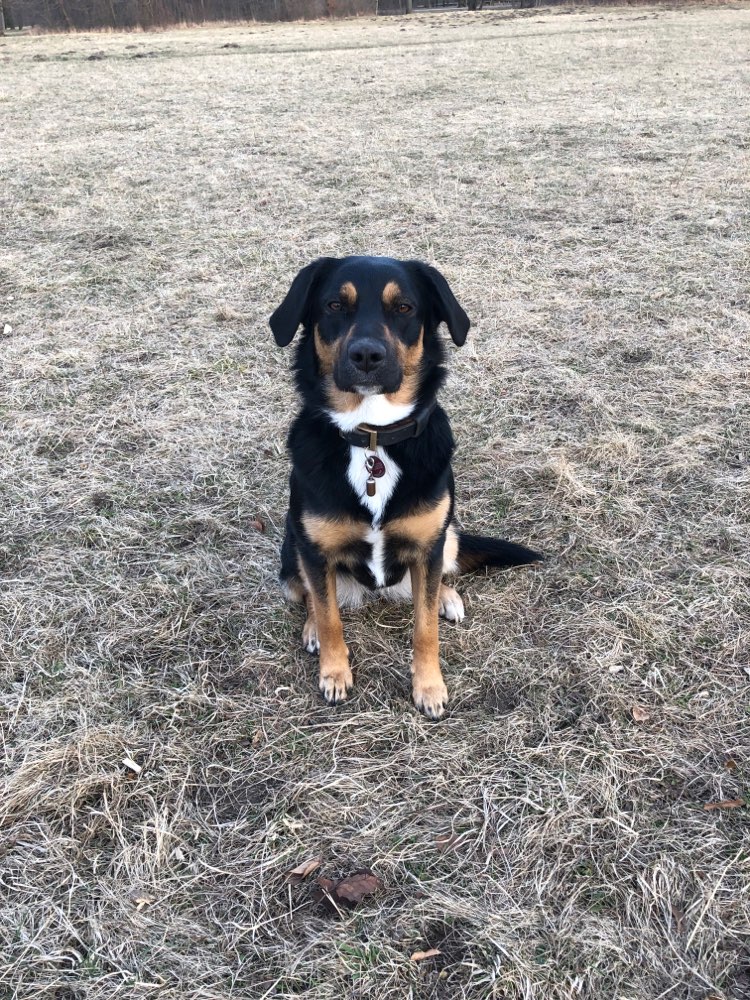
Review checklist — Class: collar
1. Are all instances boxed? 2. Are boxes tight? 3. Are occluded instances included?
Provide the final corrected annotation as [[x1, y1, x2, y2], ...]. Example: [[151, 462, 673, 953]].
[[338, 399, 437, 450]]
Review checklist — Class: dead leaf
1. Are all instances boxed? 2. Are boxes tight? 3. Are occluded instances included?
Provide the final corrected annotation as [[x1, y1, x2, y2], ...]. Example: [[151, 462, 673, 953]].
[[315, 876, 336, 894], [286, 857, 322, 883], [670, 904, 685, 934], [134, 895, 154, 911], [312, 876, 342, 915], [332, 870, 383, 904], [313, 869, 383, 911], [410, 948, 441, 962], [724, 758, 738, 771], [249, 518, 265, 533], [631, 705, 650, 722], [704, 798, 745, 811]]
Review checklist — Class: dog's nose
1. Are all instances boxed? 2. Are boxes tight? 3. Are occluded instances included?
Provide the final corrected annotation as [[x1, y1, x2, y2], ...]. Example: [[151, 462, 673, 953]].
[[348, 338, 386, 373]]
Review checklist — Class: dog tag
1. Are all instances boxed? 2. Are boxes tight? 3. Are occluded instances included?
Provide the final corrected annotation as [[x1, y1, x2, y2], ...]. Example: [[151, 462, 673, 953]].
[[365, 453, 384, 497]]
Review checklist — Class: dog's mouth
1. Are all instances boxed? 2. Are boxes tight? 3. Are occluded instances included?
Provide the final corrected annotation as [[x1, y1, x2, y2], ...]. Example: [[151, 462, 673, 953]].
[[333, 365, 403, 398]]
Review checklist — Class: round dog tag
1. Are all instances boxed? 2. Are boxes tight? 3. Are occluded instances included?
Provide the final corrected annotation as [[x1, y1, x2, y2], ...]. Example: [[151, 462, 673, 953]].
[[370, 457, 386, 478]]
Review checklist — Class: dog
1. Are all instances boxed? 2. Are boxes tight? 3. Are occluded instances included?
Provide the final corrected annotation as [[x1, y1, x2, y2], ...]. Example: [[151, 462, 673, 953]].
[[270, 256, 541, 719]]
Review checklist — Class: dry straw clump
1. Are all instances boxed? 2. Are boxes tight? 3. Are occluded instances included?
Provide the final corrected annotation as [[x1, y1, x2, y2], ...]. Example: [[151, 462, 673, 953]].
[[1, 5, 749, 999]]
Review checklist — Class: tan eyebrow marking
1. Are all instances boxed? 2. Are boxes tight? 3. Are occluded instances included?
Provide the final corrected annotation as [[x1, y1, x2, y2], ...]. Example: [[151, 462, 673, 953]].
[[339, 282, 358, 308], [382, 280, 402, 309]]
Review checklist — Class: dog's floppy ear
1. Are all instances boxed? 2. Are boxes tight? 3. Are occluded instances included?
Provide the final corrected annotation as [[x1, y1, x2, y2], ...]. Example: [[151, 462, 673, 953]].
[[269, 257, 338, 347], [409, 261, 471, 347]]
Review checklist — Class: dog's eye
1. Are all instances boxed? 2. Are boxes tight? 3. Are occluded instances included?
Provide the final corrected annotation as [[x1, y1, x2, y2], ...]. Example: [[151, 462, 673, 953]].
[[328, 300, 343, 312], [397, 303, 413, 315]]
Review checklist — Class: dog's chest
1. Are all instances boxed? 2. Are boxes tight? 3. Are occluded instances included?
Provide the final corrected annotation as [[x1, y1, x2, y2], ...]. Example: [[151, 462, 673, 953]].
[[346, 445, 400, 523], [328, 396, 412, 526], [345, 446, 400, 588]]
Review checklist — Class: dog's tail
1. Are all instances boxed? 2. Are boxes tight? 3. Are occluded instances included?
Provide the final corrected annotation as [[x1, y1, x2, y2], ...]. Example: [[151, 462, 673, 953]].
[[457, 532, 543, 574]]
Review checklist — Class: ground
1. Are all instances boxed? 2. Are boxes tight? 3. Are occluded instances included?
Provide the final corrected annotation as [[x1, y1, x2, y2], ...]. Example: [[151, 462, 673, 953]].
[[1, 4, 749, 998]]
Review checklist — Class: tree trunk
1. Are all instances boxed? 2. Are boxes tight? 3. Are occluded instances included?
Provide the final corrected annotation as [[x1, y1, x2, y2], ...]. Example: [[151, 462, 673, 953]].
[[0, 0, 6, 35]]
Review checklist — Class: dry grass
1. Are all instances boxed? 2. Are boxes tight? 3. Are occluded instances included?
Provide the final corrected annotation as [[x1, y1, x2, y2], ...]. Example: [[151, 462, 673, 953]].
[[1, 5, 750, 998]]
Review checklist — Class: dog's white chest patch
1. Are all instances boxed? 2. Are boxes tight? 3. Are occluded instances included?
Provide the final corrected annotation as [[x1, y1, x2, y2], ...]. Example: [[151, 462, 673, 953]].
[[346, 446, 400, 523], [365, 525, 387, 588]]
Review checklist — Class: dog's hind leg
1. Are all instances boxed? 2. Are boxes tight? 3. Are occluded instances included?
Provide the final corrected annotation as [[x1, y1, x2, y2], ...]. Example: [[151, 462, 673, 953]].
[[280, 512, 305, 601], [301, 591, 320, 654], [280, 515, 320, 653], [439, 584, 465, 623], [439, 524, 464, 623]]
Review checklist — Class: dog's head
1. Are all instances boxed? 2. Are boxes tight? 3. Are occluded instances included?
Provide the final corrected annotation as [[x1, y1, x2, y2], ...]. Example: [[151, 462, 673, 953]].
[[269, 256, 470, 407]]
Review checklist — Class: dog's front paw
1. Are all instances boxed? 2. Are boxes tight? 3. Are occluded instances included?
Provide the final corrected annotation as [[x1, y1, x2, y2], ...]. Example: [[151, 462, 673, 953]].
[[413, 679, 449, 720], [439, 585, 465, 623], [302, 618, 320, 654], [319, 659, 353, 705]]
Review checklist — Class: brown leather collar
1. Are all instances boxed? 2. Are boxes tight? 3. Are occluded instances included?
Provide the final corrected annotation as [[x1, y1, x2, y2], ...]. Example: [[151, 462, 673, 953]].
[[338, 399, 437, 449]]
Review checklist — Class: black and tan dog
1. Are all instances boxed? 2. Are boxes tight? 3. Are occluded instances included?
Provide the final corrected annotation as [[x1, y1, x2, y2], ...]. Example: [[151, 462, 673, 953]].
[[270, 256, 541, 719]]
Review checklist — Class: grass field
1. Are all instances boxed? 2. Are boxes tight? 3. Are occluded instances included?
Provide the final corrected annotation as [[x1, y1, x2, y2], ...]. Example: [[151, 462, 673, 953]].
[[2, 4, 750, 998]]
